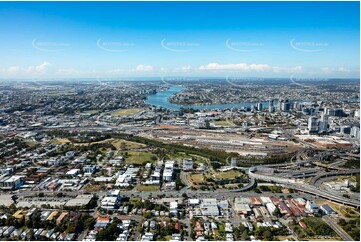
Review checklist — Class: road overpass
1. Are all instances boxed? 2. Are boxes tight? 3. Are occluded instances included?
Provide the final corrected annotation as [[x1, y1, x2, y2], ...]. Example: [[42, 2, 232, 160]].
[[310, 169, 360, 186], [248, 166, 360, 207]]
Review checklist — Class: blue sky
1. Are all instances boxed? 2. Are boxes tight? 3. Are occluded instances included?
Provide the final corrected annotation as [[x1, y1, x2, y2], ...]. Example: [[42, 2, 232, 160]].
[[0, 1, 359, 79]]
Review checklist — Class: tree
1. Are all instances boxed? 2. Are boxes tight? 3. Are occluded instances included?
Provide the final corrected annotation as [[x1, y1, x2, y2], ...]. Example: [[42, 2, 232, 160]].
[[338, 219, 347, 227], [190, 228, 196, 239], [242, 230, 250, 240], [273, 207, 281, 218], [26, 218, 33, 228], [84, 217, 95, 230], [96, 222, 120, 241], [254, 188, 262, 193], [263, 230, 273, 240], [175, 174, 183, 190], [233, 227, 239, 240], [56, 192, 64, 198]]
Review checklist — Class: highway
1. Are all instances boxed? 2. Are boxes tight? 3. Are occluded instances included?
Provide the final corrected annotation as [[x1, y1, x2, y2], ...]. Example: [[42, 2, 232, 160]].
[[323, 215, 354, 241], [310, 169, 360, 186], [248, 166, 360, 207]]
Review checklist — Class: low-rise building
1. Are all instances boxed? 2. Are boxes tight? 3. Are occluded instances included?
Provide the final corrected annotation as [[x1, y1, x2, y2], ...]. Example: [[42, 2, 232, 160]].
[[66, 169, 80, 177], [101, 190, 122, 210], [305, 200, 319, 214], [0, 175, 23, 190], [183, 158, 193, 171], [320, 204, 336, 215]]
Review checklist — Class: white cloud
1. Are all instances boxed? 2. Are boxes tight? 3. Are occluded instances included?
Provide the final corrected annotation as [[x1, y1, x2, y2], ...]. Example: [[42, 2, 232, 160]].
[[27, 61, 50, 74], [199, 62, 302, 73], [181, 65, 191, 71], [107, 68, 125, 75], [57, 68, 81, 75], [337, 67, 351, 73], [0, 66, 20, 75], [273, 65, 303, 73], [160, 67, 168, 72], [135, 64, 153, 72], [199, 62, 270, 71], [56, 68, 99, 76], [322, 67, 351, 74]]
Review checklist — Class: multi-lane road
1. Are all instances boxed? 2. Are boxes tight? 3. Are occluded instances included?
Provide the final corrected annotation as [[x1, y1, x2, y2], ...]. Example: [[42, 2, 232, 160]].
[[323, 215, 354, 241], [248, 166, 360, 207]]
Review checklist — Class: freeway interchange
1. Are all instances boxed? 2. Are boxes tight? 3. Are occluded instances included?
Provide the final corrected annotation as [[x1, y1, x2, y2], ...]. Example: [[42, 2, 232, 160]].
[[247, 150, 360, 208]]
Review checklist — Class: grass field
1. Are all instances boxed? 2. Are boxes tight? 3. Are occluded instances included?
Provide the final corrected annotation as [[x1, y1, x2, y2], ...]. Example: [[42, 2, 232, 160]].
[[190, 170, 244, 184], [25, 141, 38, 148], [130, 197, 142, 204], [136, 185, 159, 191], [189, 174, 205, 184], [112, 139, 146, 149], [72, 138, 146, 151], [111, 108, 142, 116], [214, 170, 244, 179], [215, 120, 236, 127], [161, 235, 172, 241], [51, 138, 71, 145], [167, 152, 208, 163], [125, 151, 157, 165], [73, 138, 115, 146]]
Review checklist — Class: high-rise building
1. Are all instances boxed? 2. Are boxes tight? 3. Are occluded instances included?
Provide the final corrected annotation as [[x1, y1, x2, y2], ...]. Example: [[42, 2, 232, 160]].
[[340, 125, 351, 134], [302, 108, 310, 115], [293, 102, 302, 111], [318, 113, 328, 133], [251, 105, 255, 112], [280, 99, 290, 112], [327, 108, 345, 117], [354, 110, 360, 118], [257, 102, 263, 111], [308, 116, 318, 133], [351, 126, 360, 139], [268, 100, 274, 113], [334, 109, 345, 117]]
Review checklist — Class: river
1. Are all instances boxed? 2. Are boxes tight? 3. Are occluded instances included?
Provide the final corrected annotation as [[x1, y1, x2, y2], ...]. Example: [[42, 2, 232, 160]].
[[145, 86, 272, 110]]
